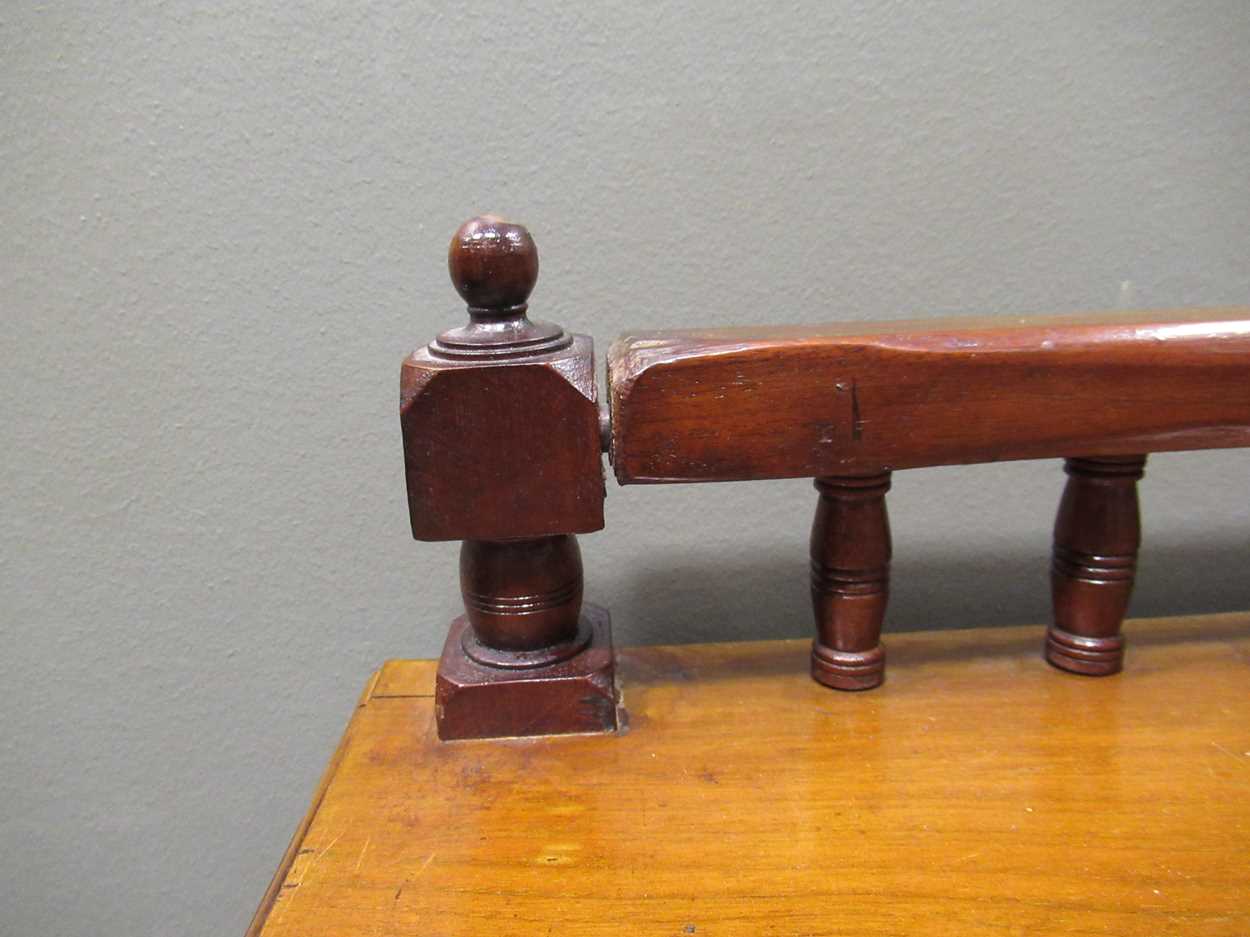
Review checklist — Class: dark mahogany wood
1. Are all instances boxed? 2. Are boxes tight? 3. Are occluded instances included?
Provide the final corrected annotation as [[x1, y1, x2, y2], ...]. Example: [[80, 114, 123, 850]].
[[402, 216, 617, 740], [436, 605, 617, 741], [1046, 455, 1147, 676], [400, 219, 602, 542], [447, 214, 540, 311], [810, 472, 892, 690], [608, 310, 1250, 483], [459, 535, 583, 655], [401, 353, 603, 541], [407, 217, 1248, 703], [606, 309, 1250, 688], [435, 214, 572, 360]]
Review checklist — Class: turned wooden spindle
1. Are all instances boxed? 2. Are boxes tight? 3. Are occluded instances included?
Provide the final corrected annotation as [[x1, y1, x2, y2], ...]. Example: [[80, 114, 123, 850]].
[[810, 472, 892, 690], [1046, 455, 1147, 676], [400, 216, 615, 740], [458, 535, 589, 666], [609, 310, 1250, 687]]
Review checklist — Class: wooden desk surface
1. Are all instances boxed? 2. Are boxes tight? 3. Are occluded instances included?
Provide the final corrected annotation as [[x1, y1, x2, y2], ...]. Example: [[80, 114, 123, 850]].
[[249, 613, 1250, 936]]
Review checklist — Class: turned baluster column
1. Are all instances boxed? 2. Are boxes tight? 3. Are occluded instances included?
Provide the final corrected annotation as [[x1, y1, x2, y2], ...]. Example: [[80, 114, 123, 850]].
[[458, 535, 588, 666], [400, 216, 616, 740], [810, 471, 892, 690], [1046, 455, 1147, 676]]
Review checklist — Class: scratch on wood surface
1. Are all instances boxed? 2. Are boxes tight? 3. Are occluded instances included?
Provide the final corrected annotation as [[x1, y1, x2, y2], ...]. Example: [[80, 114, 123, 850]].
[[850, 378, 863, 440], [355, 836, 371, 872], [276, 834, 341, 923], [317, 835, 342, 858], [393, 854, 435, 910], [1211, 741, 1245, 763]]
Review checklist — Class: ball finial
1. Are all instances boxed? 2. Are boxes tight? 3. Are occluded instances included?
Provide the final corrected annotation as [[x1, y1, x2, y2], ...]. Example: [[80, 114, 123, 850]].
[[448, 215, 539, 311], [432, 214, 568, 359]]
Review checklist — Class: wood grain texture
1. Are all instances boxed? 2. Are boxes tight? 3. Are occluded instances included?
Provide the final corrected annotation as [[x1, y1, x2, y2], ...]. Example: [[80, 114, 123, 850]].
[[400, 340, 604, 541], [251, 612, 1250, 937], [607, 308, 1250, 483], [244, 669, 382, 937]]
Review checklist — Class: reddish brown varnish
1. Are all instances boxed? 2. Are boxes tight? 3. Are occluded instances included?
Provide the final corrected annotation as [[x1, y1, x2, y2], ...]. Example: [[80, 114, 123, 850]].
[[606, 313, 1250, 687], [407, 216, 1250, 709], [401, 216, 616, 740], [1046, 455, 1147, 676], [458, 536, 584, 653], [400, 217, 601, 543], [810, 472, 891, 689], [607, 312, 1250, 482]]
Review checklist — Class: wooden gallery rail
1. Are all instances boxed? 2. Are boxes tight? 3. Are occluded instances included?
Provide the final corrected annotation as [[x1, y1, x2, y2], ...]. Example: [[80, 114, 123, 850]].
[[401, 216, 1250, 741]]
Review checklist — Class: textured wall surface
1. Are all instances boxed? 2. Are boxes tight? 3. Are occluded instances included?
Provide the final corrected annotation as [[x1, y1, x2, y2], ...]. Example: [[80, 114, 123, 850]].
[[3, 3, 1248, 935]]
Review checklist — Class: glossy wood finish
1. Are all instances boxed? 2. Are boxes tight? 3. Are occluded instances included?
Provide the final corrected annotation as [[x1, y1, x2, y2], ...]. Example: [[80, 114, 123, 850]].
[[459, 535, 583, 653], [435, 215, 571, 360], [435, 605, 618, 741], [401, 217, 614, 739], [607, 308, 1250, 483], [446, 215, 540, 313], [250, 612, 1250, 937], [406, 217, 1249, 710], [810, 472, 891, 689], [1047, 455, 1147, 676]]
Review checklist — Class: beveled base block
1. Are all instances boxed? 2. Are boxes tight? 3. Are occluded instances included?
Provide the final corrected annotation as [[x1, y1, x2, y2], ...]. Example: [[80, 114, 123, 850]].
[[1045, 626, 1124, 676], [811, 641, 885, 690], [435, 603, 619, 741]]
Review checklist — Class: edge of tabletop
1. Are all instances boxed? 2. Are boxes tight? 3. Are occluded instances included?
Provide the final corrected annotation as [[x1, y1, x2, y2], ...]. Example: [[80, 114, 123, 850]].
[[244, 667, 384, 937], [243, 611, 1250, 934]]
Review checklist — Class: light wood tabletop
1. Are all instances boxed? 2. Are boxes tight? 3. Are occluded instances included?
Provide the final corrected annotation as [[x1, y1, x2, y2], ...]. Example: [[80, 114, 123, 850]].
[[249, 612, 1250, 936]]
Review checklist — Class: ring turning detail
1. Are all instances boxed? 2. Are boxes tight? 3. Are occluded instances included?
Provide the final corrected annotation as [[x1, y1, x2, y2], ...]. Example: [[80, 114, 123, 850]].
[[401, 215, 1250, 739], [810, 472, 892, 690]]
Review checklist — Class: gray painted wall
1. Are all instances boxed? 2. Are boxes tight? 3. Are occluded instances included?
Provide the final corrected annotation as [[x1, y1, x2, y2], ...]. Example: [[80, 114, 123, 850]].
[[3, 3, 1248, 935]]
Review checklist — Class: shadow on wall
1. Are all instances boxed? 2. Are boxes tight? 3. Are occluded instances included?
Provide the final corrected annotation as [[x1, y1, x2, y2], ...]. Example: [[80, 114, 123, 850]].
[[611, 535, 1250, 647]]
